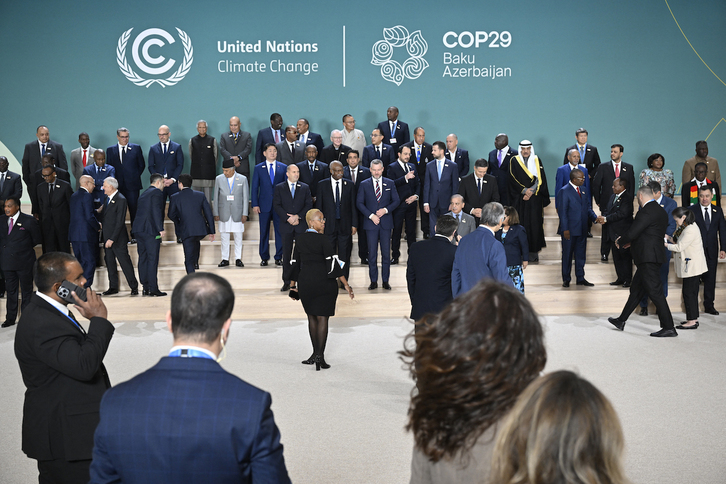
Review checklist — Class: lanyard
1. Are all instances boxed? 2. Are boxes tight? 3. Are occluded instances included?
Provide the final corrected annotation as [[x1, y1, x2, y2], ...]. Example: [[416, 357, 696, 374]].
[[168, 348, 215, 359], [227, 175, 234, 193]]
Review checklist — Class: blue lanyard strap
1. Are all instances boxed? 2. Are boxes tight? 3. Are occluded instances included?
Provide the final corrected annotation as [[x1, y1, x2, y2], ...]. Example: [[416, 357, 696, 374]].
[[168, 348, 215, 359]]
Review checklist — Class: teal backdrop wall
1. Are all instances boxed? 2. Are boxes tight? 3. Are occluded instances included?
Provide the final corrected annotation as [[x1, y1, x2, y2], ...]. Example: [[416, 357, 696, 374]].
[[1, 0, 724, 201]]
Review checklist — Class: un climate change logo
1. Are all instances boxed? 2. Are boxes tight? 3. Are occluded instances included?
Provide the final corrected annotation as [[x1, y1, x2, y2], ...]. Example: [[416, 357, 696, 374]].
[[371, 26, 428, 86], [117, 28, 193, 87]]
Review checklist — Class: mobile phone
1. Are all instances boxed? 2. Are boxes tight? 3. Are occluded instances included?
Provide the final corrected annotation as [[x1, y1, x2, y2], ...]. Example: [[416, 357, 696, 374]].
[[56, 280, 87, 304]]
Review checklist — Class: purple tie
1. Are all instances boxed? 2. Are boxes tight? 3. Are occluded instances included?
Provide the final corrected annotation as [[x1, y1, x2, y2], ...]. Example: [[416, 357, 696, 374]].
[[8, 218, 13, 235], [498, 150, 503, 166]]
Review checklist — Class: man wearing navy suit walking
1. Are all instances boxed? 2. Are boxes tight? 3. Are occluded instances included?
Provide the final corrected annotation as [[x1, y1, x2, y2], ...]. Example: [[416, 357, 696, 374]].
[[132, 174, 166, 296], [148, 125, 184, 206], [357, 160, 400, 290], [423, 141, 460, 237], [69, 176, 101, 288], [90, 273, 290, 483], [106, 127, 145, 241], [168, 174, 215, 274], [252, 143, 287, 266], [377, 106, 410, 153], [274, 164, 312, 291]]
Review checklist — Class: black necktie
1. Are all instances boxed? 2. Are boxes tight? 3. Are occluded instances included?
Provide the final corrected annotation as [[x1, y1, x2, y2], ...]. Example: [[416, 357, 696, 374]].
[[49, 183, 53, 195], [0, 173, 5, 191], [477, 178, 482, 195], [335, 182, 341, 219], [122, 146, 126, 163], [376, 146, 381, 158], [705, 208, 711, 227]]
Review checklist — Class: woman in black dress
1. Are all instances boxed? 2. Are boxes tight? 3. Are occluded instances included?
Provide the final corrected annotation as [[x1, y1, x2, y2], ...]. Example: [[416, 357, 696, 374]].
[[290, 209, 354, 370]]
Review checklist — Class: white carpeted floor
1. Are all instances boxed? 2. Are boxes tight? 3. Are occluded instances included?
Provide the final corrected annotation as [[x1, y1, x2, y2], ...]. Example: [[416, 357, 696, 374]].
[[1, 312, 725, 483]]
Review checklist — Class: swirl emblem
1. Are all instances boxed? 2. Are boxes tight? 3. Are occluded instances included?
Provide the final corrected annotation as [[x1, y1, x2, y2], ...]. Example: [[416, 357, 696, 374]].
[[117, 27, 194, 88], [371, 25, 428, 86]]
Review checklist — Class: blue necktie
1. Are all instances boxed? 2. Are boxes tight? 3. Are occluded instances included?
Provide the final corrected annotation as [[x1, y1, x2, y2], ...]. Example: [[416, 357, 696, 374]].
[[291, 184, 295, 198], [269, 163, 274, 184], [437, 161, 443, 180]]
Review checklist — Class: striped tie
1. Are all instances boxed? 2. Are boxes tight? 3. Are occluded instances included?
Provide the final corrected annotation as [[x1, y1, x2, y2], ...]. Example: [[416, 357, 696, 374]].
[[375, 179, 381, 202]]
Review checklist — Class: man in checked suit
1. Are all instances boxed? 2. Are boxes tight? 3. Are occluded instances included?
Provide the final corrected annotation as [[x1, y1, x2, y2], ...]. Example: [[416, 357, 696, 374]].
[[598, 178, 634, 287], [168, 174, 215, 274], [458, 158, 499, 226], [403, 127, 433, 237], [219, 116, 253, 179], [89, 273, 290, 484], [107, 128, 146, 241], [22, 125, 67, 208], [99, 177, 139, 296], [688, 185, 726, 315], [343, 150, 371, 263], [36, 165, 73, 253], [214, 159, 249, 268], [70, 132, 97, 189], [316, 161, 357, 281], [377, 106, 410, 153], [132, 174, 166, 296], [252, 143, 287, 266], [274, 164, 312, 291], [296, 145, 328, 204], [423, 141, 460, 237], [70, 176, 101, 288], [487, 133, 518, 206], [0, 156, 23, 207], [276, 125, 306, 165], [387, 145, 419, 263], [15, 252, 113, 483], [148, 125, 184, 205], [357, 159, 400, 290]]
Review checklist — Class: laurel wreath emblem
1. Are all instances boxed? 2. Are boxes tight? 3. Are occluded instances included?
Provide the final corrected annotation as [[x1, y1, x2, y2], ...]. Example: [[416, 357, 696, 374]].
[[371, 26, 428, 86], [116, 28, 193, 88]]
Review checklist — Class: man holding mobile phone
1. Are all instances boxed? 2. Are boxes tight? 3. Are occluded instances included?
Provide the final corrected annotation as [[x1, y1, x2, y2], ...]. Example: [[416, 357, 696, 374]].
[[14, 251, 114, 483]]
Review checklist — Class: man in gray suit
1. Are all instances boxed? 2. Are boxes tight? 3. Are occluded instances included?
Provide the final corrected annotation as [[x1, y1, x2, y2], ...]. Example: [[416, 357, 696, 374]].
[[276, 126, 305, 165], [219, 116, 252, 179], [446, 194, 476, 244], [70, 132, 97, 189], [213, 159, 249, 267]]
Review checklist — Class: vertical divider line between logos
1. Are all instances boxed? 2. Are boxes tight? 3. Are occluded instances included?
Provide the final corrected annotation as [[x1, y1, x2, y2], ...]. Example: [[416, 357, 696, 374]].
[[342, 25, 346, 87]]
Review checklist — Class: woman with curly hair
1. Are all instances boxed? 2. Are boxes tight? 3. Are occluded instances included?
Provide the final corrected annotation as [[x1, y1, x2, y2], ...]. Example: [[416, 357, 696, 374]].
[[639, 153, 675, 198], [491, 370, 630, 484], [401, 280, 547, 483]]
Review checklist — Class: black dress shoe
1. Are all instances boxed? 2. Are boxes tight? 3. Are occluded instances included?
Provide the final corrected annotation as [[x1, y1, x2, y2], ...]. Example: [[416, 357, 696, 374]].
[[704, 308, 719, 315], [149, 290, 167, 297], [1, 320, 16, 328], [391, 258, 399, 265], [142, 289, 150, 296], [177, 237, 182, 244], [102, 288, 119, 296], [274, 259, 283, 266], [260, 260, 268, 266], [0, 292, 4, 298], [609, 280, 624, 286], [608, 317, 626, 331], [301, 355, 315, 365], [218, 259, 230, 267], [281, 283, 290, 291], [676, 321, 699, 330], [622, 282, 631, 288], [587, 231, 593, 238], [576, 279, 594, 287], [368, 282, 378, 290], [382, 282, 392, 290], [129, 238, 137, 245], [601, 254, 608, 262], [422, 233, 430, 239], [130, 288, 139, 296], [194, 263, 199, 270], [562, 281, 570, 287], [650, 328, 678, 337], [361, 259, 368, 265], [236, 259, 244, 267], [639, 307, 648, 316]]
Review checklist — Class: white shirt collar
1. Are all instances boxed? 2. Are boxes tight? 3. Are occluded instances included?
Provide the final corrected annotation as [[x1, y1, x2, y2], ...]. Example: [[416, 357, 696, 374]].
[[108, 190, 118, 201], [570, 181, 580, 190], [36, 290, 69, 316], [9, 211, 20, 224], [118, 143, 128, 151]]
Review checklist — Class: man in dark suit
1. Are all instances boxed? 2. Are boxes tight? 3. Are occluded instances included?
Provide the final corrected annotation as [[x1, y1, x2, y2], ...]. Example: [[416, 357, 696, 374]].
[[458, 158, 500, 226], [297, 118, 325, 154], [255, 113, 284, 165], [148, 125, 184, 204], [99, 177, 139, 296], [688, 185, 726, 315], [273, 164, 312, 291], [682, 162, 721, 208], [423, 141, 460, 237], [404, 127, 434, 237], [22, 125, 67, 207], [445, 133, 470, 177], [556, 169, 598, 287], [83, 151, 116, 208], [591, 144, 635, 261], [32, 154, 72, 216], [0, 155, 23, 206], [361, 128, 395, 170], [0, 198, 41, 327], [316, 161, 357, 281], [168, 174, 215, 275], [562, 128, 601, 182], [276, 125, 306, 165], [70, 176, 101, 289], [598, 178, 634, 286], [320, 130, 352, 165], [15, 252, 113, 482], [487, 133, 518, 206], [608, 185, 677, 337], [377, 106, 410, 153], [407, 215, 458, 322], [106, 127, 146, 240], [357, 159, 400, 290], [89, 273, 290, 483], [133, 174, 167, 296], [343, 150, 371, 263], [220, 116, 253, 178], [36, 165, 73, 253], [452, 202, 512, 297], [388, 145, 419, 264], [296, 146, 328, 204], [252, 143, 287, 266]]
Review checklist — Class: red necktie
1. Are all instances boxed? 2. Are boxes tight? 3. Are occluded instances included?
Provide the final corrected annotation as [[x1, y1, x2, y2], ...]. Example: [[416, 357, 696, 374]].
[[615, 164, 620, 178], [82, 149, 87, 167], [577, 187, 581, 197], [274, 130, 280, 143]]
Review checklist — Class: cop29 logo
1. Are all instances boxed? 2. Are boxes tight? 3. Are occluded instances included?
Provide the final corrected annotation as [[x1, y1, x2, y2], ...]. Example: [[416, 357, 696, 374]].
[[371, 26, 428, 86], [117, 28, 193, 88]]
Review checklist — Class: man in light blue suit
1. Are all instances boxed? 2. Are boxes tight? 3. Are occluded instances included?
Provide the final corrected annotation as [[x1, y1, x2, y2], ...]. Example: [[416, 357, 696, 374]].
[[252, 143, 287, 266], [90, 273, 291, 484], [423, 141, 460, 237], [554, 149, 590, 207], [356, 159, 400, 290], [148, 125, 184, 205], [452, 202, 512, 297]]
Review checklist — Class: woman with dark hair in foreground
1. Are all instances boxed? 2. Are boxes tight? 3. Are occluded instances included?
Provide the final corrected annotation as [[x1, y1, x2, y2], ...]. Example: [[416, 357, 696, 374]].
[[402, 280, 547, 483]]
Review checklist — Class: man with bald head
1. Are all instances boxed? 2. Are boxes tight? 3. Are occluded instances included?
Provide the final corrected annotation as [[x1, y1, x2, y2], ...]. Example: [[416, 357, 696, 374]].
[[276, 125, 305, 165], [22, 125, 68, 207], [220, 116, 252, 179], [377, 106, 410, 153], [445, 133, 470, 176], [320, 130, 352, 165], [148, 125, 184, 206], [70, 175, 101, 287], [189, 120, 219, 204]]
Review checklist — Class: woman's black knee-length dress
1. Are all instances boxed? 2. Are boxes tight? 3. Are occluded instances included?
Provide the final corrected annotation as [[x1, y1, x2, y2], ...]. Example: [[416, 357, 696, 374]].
[[290, 231, 343, 316]]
